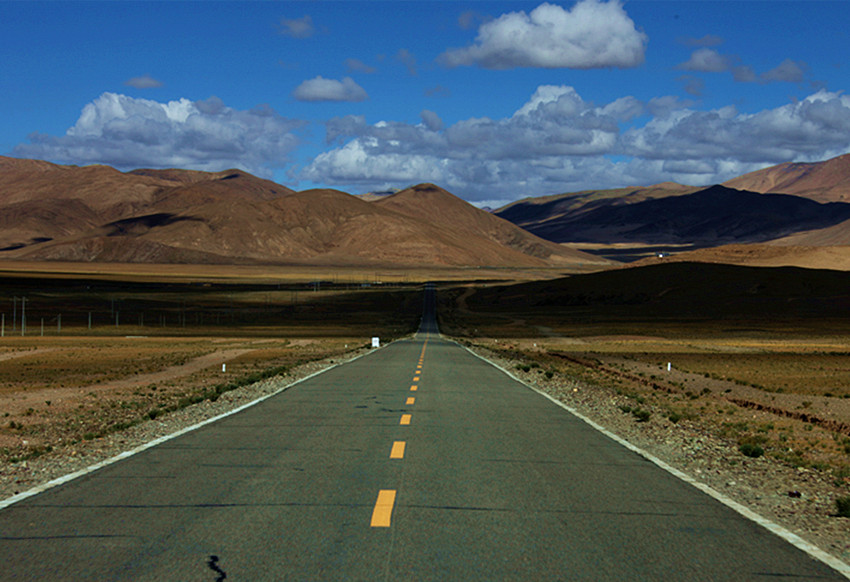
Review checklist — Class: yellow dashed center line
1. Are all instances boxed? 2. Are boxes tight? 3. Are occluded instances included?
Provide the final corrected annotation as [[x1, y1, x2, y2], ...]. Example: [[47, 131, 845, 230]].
[[406, 396, 415, 405], [390, 441, 406, 459], [400, 414, 412, 425], [410, 385, 418, 391], [370, 490, 397, 527]]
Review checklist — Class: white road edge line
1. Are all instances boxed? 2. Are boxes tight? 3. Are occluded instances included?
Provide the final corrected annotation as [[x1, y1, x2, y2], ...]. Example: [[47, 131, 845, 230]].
[[0, 343, 386, 511], [461, 343, 850, 580]]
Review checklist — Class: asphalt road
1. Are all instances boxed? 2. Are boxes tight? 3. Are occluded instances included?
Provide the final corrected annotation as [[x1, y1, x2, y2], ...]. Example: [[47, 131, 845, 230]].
[[0, 286, 845, 580]]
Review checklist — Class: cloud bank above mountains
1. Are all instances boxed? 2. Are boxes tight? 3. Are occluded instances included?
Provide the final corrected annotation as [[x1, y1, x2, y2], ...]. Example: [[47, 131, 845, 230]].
[[306, 87, 850, 203], [14, 93, 305, 178], [14, 88, 850, 205]]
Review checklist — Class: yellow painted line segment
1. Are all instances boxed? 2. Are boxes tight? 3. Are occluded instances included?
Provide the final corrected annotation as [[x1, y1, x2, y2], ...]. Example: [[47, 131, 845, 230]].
[[390, 441, 406, 459], [410, 385, 418, 391], [400, 414, 412, 425], [370, 490, 397, 527], [413, 376, 420, 382], [406, 396, 415, 405]]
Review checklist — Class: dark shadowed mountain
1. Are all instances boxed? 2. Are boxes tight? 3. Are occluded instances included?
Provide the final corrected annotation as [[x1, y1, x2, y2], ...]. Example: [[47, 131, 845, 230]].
[[496, 184, 850, 247]]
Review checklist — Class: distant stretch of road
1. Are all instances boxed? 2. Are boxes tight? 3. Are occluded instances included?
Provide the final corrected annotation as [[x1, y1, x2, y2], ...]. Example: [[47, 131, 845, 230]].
[[0, 285, 845, 580]]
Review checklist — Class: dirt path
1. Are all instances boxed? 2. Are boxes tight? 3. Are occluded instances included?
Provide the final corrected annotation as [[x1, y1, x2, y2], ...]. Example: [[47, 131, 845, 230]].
[[0, 348, 59, 362], [1, 348, 256, 415]]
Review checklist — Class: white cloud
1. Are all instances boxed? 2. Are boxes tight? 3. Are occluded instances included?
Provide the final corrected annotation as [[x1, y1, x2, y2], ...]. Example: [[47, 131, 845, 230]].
[[124, 74, 163, 89], [14, 92, 304, 177], [302, 87, 850, 201], [761, 59, 807, 83], [439, 0, 647, 70], [677, 48, 733, 73], [678, 49, 808, 85], [278, 15, 315, 38], [420, 110, 444, 131], [292, 76, 368, 102]]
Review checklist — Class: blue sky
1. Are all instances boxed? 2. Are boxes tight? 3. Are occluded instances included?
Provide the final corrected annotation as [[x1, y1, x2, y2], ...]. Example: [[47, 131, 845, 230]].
[[3, 1, 850, 207]]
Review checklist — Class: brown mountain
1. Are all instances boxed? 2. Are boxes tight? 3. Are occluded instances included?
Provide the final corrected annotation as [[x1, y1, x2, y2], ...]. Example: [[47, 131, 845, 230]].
[[723, 153, 850, 202], [373, 184, 597, 266], [0, 157, 610, 269]]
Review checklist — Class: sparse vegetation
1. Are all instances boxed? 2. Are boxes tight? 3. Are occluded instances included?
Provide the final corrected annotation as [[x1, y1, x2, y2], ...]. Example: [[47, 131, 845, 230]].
[[836, 496, 850, 518], [739, 443, 765, 458]]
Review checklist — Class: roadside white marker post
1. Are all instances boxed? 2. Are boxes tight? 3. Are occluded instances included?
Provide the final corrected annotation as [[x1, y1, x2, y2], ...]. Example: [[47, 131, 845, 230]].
[[222, 364, 226, 373], [372, 337, 380, 348], [667, 362, 672, 372]]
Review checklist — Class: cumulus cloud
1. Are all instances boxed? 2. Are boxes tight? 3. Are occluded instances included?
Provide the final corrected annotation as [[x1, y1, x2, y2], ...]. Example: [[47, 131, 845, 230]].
[[124, 74, 163, 89], [623, 90, 850, 163], [761, 59, 807, 83], [438, 0, 647, 69], [14, 92, 304, 177], [278, 15, 315, 38], [677, 48, 733, 73], [302, 87, 850, 201], [678, 49, 808, 85], [292, 76, 368, 102], [420, 110, 444, 131]]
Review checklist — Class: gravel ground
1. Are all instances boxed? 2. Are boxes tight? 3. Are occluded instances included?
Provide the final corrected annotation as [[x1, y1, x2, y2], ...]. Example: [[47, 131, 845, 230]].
[[1, 338, 847, 574]]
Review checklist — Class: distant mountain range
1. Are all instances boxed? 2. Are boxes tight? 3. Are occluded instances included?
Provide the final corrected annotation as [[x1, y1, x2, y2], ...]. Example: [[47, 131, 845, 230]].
[[5, 152, 850, 271], [494, 153, 850, 263], [0, 156, 607, 269]]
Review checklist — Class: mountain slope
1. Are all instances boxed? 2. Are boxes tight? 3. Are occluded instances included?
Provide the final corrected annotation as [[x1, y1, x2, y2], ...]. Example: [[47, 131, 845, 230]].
[[495, 183, 698, 230], [723, 153, 850, 202], [374, 183, 598, 265]]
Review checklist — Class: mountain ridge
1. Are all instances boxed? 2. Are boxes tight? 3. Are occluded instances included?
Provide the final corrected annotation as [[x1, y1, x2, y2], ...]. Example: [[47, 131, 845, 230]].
[[0, 156, 609, 269]]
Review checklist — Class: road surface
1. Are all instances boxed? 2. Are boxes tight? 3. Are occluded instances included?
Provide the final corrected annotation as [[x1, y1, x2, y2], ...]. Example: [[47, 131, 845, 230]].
[[0, 286, 845, 580]]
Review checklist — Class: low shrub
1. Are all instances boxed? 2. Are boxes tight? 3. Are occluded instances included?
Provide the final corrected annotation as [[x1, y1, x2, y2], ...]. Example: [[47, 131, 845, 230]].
[[836, 496, 850, 517], [739, 443, 764, 458], [632, 408, 651, 422]]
